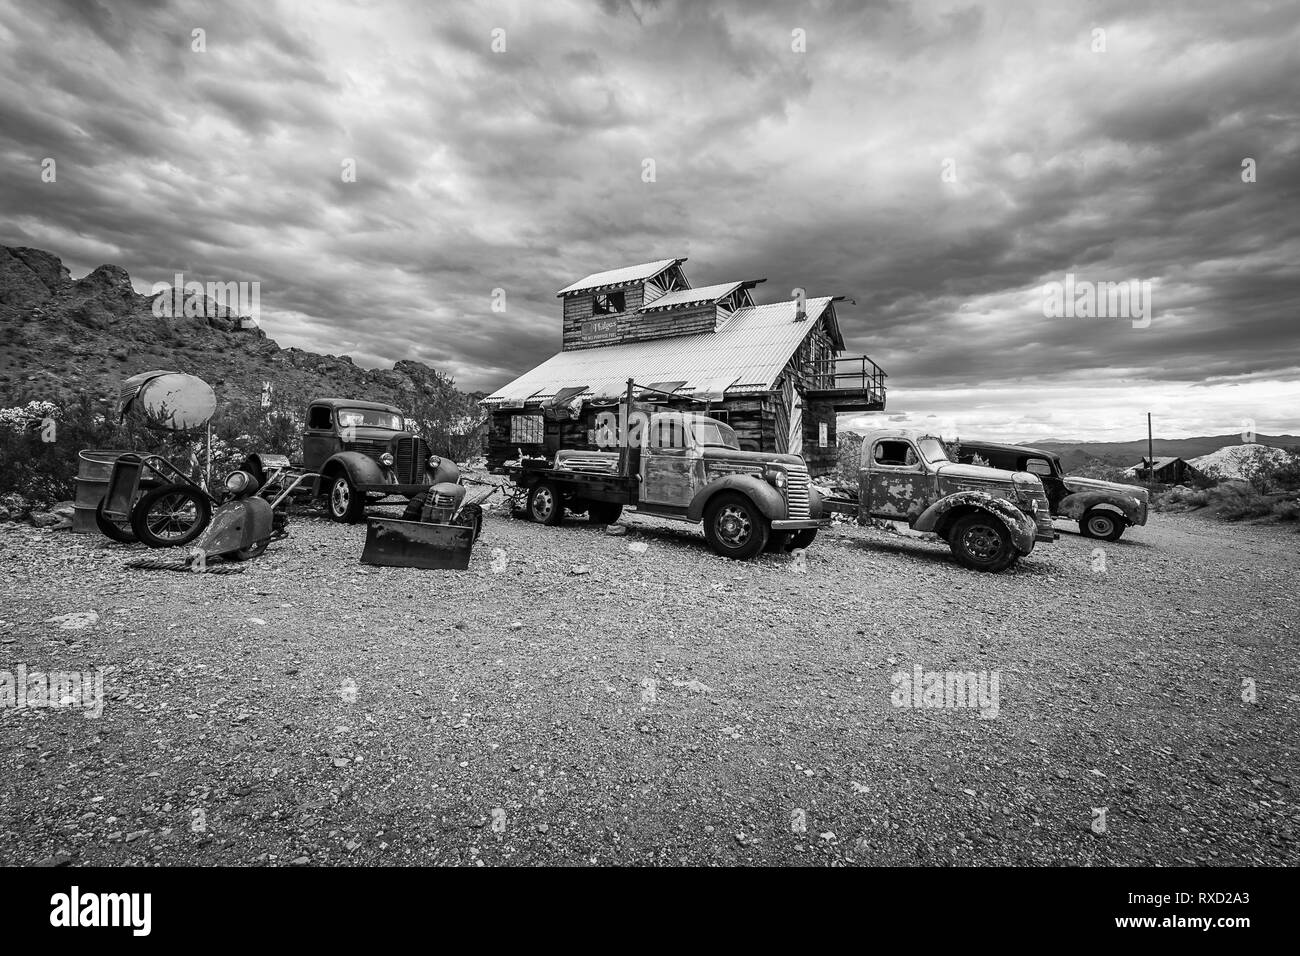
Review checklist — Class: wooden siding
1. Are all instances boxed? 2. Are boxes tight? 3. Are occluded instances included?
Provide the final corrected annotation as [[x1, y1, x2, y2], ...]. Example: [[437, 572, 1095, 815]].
[[562, 299, 720, 351]]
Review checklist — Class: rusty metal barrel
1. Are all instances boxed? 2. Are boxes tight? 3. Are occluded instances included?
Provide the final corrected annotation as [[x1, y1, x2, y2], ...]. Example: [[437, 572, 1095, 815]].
[[72, 449, 133, 533]]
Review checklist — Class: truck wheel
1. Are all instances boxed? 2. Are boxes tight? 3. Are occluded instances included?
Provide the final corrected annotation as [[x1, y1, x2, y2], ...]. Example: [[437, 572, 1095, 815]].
[[327, 474, 365, 524], [788, 528, 818, 550], [95, 498, 137, 543], [131, 483, 212, 548], [948, 512, 1018, 572], [703, 492, 770, 560], [1080, 509, 1125, 541], [587, 502, 623, 524], [528, 482, 564, 525], [764, 531, 791, 553]]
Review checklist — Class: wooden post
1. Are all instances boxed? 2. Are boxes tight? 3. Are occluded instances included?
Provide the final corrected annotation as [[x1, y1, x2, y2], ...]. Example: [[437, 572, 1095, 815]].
[[1147, 412, 1154, 484], [618, 378, 635, 478]]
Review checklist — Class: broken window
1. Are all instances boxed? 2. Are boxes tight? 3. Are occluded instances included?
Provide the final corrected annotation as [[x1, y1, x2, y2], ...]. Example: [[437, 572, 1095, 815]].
[[873, 440, 918, 467], [308, 405, 332, 430], [510, 414, 544, 444], [1024, 458, 1053, 476], [592, 291, 626, 315]]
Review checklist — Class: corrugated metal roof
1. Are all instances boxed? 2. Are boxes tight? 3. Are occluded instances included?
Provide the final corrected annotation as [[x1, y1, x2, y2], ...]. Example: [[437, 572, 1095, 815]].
[[556, 258, 684, 296], [484, 298, 832, 404], [640, 281, 746, 311]]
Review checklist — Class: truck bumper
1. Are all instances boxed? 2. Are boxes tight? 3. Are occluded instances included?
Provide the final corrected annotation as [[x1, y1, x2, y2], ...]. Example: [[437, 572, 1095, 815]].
[[772, 518, 822, 530]]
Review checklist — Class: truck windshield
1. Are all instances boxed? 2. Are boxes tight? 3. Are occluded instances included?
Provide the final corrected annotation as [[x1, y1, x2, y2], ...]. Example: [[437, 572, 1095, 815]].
[[338, 408, 403, 430], [918, 438, 949, 463], [692, 419, 740, 449]]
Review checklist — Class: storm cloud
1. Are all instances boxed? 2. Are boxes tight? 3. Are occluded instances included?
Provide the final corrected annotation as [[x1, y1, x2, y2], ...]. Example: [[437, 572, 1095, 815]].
[[1, 0, 1297, 439]]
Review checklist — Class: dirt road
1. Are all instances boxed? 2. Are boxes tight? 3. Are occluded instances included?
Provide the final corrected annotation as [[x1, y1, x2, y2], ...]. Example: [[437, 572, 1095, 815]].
[[1, 506, 1296, 865]]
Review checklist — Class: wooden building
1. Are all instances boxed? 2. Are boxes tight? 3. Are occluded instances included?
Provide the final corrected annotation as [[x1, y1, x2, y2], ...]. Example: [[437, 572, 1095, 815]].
[[482, 258, 886, 475]]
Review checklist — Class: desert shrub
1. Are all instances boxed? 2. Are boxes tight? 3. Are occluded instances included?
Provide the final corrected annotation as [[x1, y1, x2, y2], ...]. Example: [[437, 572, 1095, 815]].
[[1271, 498, 1300, 522], [1150, 485, 1209, 512], [1206, 481, 1276, 521]]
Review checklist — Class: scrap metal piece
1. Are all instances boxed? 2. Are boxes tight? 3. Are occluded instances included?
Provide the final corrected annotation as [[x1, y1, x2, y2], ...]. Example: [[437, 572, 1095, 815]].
[[360, 517, 474, 570]]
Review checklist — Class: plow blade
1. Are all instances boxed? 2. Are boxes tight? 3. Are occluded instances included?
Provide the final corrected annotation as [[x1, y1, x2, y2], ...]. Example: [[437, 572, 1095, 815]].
[[360, 517, 474, 570]]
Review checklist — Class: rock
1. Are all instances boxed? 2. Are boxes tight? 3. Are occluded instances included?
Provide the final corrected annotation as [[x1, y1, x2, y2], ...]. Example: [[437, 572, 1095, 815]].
[[604, 524, 628, 536], [45, 611, 98, 630], [50, 501, 76, 518], [30, 512, 61, 528], [2, 493, 31, 519]]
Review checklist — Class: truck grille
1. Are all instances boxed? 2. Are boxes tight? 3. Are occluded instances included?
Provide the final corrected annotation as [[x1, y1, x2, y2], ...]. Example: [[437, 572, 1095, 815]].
[[433, 491, 458, 510], [395, 436, 429, 485], [786, 467, 810, 519]]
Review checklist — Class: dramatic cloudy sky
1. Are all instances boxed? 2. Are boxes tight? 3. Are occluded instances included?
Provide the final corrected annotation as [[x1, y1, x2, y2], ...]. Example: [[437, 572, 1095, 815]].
[[2, 0, 1297, 440]]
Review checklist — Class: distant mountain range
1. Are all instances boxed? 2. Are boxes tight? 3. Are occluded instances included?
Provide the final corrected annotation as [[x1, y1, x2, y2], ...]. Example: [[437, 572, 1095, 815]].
[[1027, 435, 1300, 472]]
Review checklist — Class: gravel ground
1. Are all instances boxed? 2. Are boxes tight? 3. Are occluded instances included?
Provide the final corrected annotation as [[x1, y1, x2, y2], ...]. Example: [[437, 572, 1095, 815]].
[[2, 499, 1297, 867]]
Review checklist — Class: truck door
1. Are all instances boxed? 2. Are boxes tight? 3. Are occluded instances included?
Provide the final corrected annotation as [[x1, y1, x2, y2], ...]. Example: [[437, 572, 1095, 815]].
[[302, 404, 339, 471], [862, 438, 929, 520], [639, 412, 703, 507]]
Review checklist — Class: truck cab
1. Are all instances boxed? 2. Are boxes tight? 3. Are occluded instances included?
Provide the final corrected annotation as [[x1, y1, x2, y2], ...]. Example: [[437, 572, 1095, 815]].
[[849, 429, 1056, 571]]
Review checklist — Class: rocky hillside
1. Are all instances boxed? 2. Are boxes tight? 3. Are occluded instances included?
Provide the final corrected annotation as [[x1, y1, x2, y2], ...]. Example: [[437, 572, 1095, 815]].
[[1189, 442, 1296, 480], [0, 244, 482, 416]]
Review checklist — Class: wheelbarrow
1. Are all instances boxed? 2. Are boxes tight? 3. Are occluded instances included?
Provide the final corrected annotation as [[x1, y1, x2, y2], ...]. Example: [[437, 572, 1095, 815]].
[[96, 452, 213, 547], [360, 478, 498, 570]]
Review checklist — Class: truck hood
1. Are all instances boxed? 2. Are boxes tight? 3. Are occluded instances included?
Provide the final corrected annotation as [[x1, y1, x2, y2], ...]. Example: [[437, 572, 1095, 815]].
[[345, 427, 408, 443], [703, 447, 805, 467], [1063, 475, 1149, 501], [934, 461, 1022, 482]]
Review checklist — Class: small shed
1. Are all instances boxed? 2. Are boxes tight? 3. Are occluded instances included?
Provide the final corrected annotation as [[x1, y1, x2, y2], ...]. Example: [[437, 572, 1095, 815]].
[[481, 258, 887, 475], [1124, 456, 1203, 484]]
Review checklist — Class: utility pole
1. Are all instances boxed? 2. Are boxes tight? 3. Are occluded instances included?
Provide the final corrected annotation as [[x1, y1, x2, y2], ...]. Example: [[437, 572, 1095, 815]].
[[1147, 412, 1154, 484]]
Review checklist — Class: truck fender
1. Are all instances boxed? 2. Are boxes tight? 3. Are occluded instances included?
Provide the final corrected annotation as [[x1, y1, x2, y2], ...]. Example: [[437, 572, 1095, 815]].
[[1058, 490, 1140, 525], [315, 451, 387, 495], [913, 492, 1036, 555], [687, 475, 784, 522]]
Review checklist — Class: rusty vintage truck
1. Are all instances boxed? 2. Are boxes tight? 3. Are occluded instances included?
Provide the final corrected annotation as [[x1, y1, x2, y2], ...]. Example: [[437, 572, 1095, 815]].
[[288, 398, 454, 523], [822, 429, 1057, 571], [503, 385, 822, 560], [955, 441, 1149, 541]]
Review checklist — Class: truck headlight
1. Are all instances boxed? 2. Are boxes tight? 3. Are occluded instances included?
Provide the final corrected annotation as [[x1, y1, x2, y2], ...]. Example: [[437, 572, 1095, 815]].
[[428, 455, 441, 469], [379, 452, 395, 467], [224, 470, 252, 494], [767, 467, 787, 490]]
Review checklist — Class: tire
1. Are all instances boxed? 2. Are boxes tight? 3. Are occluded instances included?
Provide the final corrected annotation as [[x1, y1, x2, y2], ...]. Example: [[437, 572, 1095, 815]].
[[327, 474, 365, 524], [587, 502, 623, 524], [948, 512, 1018, 572], [229, 537, 269, 561], [456, 503, 484, 541], [764, 531, 791, 553], [95, 498, 136, 543], [401, 489, 429, 521], [131, 483, 212, 548], [703, 492, 770, 560], [528, 482, 564, 525], [1080, 508, 1125, 541], [788, 527, 818, 550]]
